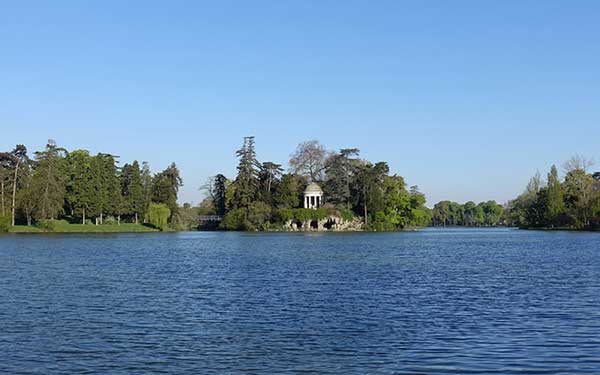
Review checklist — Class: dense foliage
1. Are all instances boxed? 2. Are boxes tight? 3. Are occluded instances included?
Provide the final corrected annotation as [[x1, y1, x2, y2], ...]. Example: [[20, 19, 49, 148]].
[[0, 140, 183, 229], [506, 156, 600, 230], [0, 215, 9, 232], [146, 203, 171, 231], [431, 200, 504, 226], [203, 137, 431, 231]]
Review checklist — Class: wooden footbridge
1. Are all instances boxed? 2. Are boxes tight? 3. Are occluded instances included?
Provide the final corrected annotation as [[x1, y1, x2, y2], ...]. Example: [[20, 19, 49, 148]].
[[198, 215, 223, 222]]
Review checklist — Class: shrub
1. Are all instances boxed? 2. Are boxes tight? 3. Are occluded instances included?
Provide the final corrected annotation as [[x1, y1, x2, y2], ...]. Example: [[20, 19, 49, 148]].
[[146, 203, 171, 231], [0, 216, 10, 233], [293, 208, 313, 223], [340, 208, 354, 222], [275, 208, 294, 223], [35, 219, 69, 232], [314, 208, 327, 221], [220, 208, 246, 230], [247, 202, 272, 229], [104, 216, 117, 225]]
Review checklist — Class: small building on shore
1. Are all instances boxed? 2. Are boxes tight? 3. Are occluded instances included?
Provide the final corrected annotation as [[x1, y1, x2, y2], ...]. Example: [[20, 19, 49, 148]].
[[303, 182, 323, 209]]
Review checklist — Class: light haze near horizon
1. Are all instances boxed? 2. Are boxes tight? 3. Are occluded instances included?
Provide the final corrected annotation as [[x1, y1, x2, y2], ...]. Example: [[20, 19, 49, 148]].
[[2, 1, 599, 206]]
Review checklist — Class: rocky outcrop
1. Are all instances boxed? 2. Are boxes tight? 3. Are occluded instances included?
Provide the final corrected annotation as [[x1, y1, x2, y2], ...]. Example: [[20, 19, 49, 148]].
[[284, 215, 363, 232]]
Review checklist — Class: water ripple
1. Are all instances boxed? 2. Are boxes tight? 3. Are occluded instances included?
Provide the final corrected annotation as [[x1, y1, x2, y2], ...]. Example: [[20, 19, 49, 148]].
[[1, 228, 599, 374]]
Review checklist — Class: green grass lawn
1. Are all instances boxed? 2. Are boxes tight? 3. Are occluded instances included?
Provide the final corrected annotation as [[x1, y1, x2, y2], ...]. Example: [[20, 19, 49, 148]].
[[10, 222, 159, 233]]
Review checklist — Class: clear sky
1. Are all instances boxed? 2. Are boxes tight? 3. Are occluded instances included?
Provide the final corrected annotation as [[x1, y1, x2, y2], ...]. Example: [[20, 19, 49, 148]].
[[2, 1, 599, 206]]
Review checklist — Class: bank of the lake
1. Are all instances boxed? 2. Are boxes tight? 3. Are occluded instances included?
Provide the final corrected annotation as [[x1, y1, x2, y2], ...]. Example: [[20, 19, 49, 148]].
[[9, 223, 159, 233]]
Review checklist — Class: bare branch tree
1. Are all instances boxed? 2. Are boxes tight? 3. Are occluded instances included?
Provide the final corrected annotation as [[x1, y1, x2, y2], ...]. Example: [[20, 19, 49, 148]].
[[289, 140, 330, 181], [563, 154, 595, 174]]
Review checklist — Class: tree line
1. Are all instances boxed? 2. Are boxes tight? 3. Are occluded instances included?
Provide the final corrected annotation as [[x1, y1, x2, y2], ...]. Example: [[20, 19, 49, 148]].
[[202, 137, 431, 231], [505, 155, 600, 230], [431, 200, 504, 227], [0, 140, 182, 230]]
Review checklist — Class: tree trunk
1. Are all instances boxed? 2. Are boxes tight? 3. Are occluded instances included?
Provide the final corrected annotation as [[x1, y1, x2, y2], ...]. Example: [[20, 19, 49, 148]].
[[100, 213, 103, 225], [82, 207, 86, 225], [135, 212, 138, 225], [27, 216, 32, 226], [11, 159, 20, 226], [117, 215, 121, 225]]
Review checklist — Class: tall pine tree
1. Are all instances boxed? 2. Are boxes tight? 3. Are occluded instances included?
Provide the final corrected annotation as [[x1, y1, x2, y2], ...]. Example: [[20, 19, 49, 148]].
[[231, 136, 259, 211]]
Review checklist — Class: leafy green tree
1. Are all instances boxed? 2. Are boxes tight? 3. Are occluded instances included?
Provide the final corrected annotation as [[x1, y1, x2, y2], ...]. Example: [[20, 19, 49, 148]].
[[479, 201, 503, 226], [433, 199, 502, 227], [376, 175, 411, 228], [505, 172, 543, 227], [152, 163, 183, 220], [273, 174, 304, 209], [65, 150, 94, 224], [324, 148, 360, 208], [121, 161, 144, 223], [31, 140, 67, 220], [408, 186, 431, 227], [352, 161, 388, 225], [18, 169, 36, 225], [258, 162, 283, 204], [259, 162, 283, 193], [88, 153, 121, 224], [463, 201, 479, 226], [545, 165, 565, 226], [141, 161, 153, 221], [0, 214, 9, 232], [220, 208, 246, 230], [146, 203, 171, 230], [246, 201, 272, 230], [564, 169, 595, 228], [432, 201, 451, 226], [528, 188, 549, 227], [1, 145, 29, 226]]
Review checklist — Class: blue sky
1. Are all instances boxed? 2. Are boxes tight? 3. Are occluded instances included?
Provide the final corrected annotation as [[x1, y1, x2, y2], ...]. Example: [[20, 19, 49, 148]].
[[2, 1, 599, 206]]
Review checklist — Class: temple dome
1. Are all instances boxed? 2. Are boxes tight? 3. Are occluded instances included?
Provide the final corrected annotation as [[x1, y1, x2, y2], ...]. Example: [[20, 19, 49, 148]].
[[304, 182, 323, 194]]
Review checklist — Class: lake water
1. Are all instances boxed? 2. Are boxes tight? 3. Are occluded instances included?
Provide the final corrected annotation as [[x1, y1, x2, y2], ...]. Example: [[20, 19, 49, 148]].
[[1, 228, 599, 374]]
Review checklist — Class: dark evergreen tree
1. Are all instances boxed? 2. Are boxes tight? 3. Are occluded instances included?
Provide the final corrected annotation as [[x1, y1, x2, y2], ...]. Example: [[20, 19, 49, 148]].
[[231, 136, 259, 211], [65, 150, 94, 224], [324, 148, 360, 208], [211, 174, 228, 216], [31, 140, 67, 220], [121, 161, 144, 223]]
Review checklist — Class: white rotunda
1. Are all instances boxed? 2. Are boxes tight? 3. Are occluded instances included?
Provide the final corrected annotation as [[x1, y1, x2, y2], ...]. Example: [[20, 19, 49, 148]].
[[303, 182, 323, 209]]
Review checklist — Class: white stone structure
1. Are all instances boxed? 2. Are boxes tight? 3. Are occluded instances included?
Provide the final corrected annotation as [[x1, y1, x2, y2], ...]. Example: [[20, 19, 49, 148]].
[[303, 182, 324, 209]]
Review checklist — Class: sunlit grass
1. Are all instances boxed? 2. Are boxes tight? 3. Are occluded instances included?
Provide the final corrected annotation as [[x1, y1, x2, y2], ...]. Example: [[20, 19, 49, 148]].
[[10, 223, 159, 233]]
